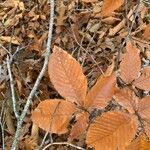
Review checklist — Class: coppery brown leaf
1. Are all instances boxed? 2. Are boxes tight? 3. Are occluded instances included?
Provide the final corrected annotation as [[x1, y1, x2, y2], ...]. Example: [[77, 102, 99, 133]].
[[85, 74, 116, 109], [114, 88, 139, 114], [120, 41, 141, 84], [143, 24, 150, 40], [133, 67, 150, 90], [31, 99, 77, 134], [101, 0, 124, 17], [125, 133, 150, 150], [86, 111, 138, 150], [48, 46, 87, 105], [68, 112, 89, 142]]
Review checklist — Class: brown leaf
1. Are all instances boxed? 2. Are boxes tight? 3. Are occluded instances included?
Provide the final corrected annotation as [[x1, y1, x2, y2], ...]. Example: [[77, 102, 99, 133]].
[[114, 88, 139, 114], [125, 133, 150, 150], [85, 74, 116, 109], [86, 111, 138, 150], [68, 112, 89, 142], [133, 67, 150, 90], [31, 99, 77, 134], [0, 36, 20, 45], [101, 0, 124, 17], [120, 41, 141, 84], [138, 96, 150, 120], [48, 46, 87, 105], [68, 113, 89, 142], [143, 24, 150, 40], [81, 0, 97, 3]]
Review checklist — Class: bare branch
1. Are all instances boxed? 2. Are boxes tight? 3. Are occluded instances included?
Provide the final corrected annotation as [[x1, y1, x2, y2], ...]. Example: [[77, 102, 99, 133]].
[[11, 0, 55, 149], [42, 142, 86, 150], [6, 55, 19, 119]]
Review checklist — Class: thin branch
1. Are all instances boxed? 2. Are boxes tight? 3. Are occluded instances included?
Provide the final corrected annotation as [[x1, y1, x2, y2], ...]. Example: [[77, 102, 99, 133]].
[[42, 142, 86, 150], [11, 0, 55, 149], [6, 55, 19, 119]]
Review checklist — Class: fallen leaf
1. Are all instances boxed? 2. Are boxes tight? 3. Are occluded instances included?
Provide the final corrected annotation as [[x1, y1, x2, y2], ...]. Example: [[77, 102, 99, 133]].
[[86, 111, 138, 150], [31, 99, 77, 134], [48, 46, 87, 105], [114, 88, 139, 114], [125, 133, 150, 150], [101, 0, 124, 17], [85, 74, 116, 109], [133, 67, 150, 90], [0, 36, 20, 45], [68, 112, 89, 142], [120, 41, 141, 84]]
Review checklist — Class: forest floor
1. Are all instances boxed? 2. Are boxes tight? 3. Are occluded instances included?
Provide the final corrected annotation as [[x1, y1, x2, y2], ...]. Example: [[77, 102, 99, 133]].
[[0, 0, 150, 149]]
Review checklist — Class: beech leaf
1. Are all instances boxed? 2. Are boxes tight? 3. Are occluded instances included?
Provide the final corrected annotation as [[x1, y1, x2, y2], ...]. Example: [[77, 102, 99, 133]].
[[125, 133, 150, 150], [86, 111, 138, 150], [68, 112, 89, 142], [85, 74, 116, 109], [143, 24, 150, 40], [120, 41, 141, 84], [114, 88, 139, 114], [31, 99, 77, 134], [101, 0, 124, 17], [133, 67, 150, 90], [48, 46, 87, 105]]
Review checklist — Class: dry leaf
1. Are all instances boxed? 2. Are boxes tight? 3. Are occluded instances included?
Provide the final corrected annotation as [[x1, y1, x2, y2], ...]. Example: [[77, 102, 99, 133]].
[[48, 46, 87, 105], [81, 0, 97, 3], [125, 133, 150, 150], [101, 0, 124, 17], [86, 111, 138, 150], [68, 112, 89, 142], [120, 41, 141, 84], [138, 96, 150, 120], [31, 99, 77, 134], [133, 67, 150, 90], [0, 36, 20, 45], [114, 88, 139, 114], [85, 74, 116, 109], [143, 24, 150, 40]]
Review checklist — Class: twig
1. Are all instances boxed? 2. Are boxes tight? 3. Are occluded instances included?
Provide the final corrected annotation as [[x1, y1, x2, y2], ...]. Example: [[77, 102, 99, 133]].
[[6, 55, 19, 119], [42, 142, 86, 150], [11, 0, 55, 149]]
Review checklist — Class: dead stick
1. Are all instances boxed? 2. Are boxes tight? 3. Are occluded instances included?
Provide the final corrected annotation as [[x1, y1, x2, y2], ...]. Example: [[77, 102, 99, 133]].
[[11, 0, 55, 149]]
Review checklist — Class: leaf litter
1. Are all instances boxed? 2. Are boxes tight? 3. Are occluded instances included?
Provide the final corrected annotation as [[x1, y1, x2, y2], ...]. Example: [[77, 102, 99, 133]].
[[0, 0, 150, 149]]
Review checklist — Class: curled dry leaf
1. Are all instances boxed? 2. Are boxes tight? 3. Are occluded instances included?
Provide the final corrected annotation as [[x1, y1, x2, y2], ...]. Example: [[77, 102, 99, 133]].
[[48, 46, 87, 105], [133, 67, 150, 90], [101, 0, 124, 17], [114, 88, 139, 114], [125, 133, 150, 150], [68, 112, 89, 142], [85, 74, 116, 109], [31, 99, 77, 134], [86, 111, 138, 150], [120, 41, 141, 84]]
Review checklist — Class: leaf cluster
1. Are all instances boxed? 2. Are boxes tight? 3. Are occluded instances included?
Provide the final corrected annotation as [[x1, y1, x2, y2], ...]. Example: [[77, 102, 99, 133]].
[[31, 42, 150, 150]]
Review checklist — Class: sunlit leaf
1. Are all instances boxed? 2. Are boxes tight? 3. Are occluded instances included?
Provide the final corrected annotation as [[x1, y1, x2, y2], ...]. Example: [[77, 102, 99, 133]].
[[31, 99, 77, 134], [120, 41, 141, 84], [48, 46, 87, 105], [85, 74, 116, 109], [101, 0, 124, 17], [133, 67, 150, 90], [143, 24, 150, 40], [81, 0, 97, 3], [86, 111, 138, 150]]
